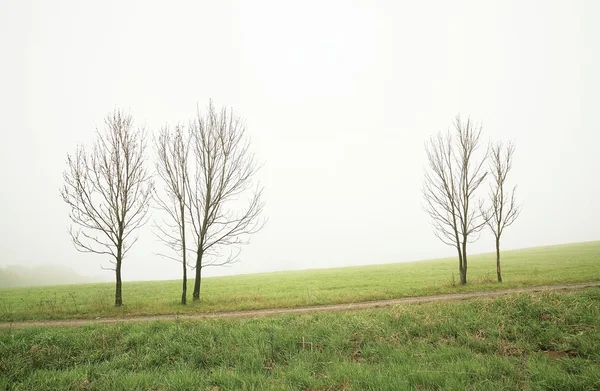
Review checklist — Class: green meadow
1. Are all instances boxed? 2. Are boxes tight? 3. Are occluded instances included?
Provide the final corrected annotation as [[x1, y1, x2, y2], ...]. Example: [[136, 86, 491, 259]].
[[1, 241, 599, 322], [2, 289, 599, 390]]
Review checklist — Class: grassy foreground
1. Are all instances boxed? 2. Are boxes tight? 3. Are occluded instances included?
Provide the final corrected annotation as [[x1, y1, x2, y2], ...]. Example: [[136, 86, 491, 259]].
[[1, 241, 599, 322], [1, 289, 599, 390]]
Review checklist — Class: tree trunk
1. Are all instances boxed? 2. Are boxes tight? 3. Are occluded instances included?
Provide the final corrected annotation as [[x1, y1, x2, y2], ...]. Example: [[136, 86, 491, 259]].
[[456, 246, 464, 285], [181, 265, 187, 305], [193, 250, 203, 301], [115, 256, 123, 307], [192, 266, 202, 301], [496, 236, 502, 283], [459, 267, 467, 285], [181, 212, 187, 305], [460, 240, 468, 285]]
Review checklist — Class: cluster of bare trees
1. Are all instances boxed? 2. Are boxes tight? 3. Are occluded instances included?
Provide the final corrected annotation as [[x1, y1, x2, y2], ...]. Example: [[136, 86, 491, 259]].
[[62, 106, 519, 308], [61, 102, 265, 306], [423, 115, 521, 285]]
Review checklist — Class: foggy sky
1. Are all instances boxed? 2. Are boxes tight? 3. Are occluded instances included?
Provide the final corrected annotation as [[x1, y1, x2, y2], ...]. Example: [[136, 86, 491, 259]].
[[1, 0, 599, 282]]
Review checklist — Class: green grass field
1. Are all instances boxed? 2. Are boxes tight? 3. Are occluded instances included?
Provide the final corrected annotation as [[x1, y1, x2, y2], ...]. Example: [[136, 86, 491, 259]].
[[1, 241, 599, 322], [2, 288, 599, 390]]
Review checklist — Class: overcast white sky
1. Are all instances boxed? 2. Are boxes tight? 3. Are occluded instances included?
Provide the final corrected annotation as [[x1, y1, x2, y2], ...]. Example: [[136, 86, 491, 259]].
[[1, 0, 599, 282]]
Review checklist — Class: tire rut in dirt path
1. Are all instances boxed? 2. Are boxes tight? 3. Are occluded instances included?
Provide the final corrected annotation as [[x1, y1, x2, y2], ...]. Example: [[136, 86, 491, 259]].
[[2, 281, 599, 329]]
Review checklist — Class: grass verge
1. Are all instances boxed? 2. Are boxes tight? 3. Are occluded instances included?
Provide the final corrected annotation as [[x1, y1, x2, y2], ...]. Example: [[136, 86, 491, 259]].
[[1, 288, 599, 390]]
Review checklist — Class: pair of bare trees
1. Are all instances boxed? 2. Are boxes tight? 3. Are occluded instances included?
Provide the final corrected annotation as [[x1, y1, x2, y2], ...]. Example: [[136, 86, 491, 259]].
[[61, 102, 264, 306], [154, 102, 265, 304], [423, 116, 521, 285]]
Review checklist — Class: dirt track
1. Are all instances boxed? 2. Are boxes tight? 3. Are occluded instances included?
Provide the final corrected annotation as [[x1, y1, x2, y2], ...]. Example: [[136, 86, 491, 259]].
[[2, 281, 599, 329]]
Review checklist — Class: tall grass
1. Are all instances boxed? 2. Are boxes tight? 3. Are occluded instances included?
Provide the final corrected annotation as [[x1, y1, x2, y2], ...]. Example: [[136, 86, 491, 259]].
[[1, 289, 599, 390]]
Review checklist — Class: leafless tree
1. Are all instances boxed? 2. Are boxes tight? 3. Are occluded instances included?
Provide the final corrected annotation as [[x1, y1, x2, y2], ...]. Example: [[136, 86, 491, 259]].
[[153, 124, 191, 304], [482, 141, 521, 283], [60, 110, 153, 306], [423, 115, 488, 285], [187, 101, 266, 301]]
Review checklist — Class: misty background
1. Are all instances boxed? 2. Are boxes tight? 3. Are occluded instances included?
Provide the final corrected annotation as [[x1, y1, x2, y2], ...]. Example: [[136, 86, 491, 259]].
[[1, 0, 599, 287]]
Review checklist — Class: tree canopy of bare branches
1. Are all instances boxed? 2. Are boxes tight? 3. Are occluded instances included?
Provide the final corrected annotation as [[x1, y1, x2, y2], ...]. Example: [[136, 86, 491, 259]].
[[153, 124, 191, 304], [61, 110, 153, 306], [423, 115, 488, 285], [186, 101, 266, 301], [482, 141, 521, 282]]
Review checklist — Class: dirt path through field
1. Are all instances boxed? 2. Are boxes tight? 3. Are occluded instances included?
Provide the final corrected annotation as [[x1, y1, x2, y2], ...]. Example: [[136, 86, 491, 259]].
[[2, 281, 599, 329]]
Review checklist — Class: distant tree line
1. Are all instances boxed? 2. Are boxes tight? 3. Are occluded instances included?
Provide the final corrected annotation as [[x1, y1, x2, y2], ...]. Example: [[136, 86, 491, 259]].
[[62, 106, 519, 307], [0, 265, 109, 288]]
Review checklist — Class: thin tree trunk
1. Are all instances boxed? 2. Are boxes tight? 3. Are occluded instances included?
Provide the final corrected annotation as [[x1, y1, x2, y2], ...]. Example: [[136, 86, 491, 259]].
[[460, 240, 468, 285], [456, 246, 463, 285], [181, 266, 187, 305], [181, 203, 187, 305], [192, 270, 200, 301], [192, 266, 202, 301], [496, 236, 502, 283], [115, 255, 123, 307], [193, 250, 202, 301]]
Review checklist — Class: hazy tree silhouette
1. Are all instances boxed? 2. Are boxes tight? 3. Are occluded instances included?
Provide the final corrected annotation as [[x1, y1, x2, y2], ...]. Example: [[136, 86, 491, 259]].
[[154, 124, 192, 304], [186, 101, 266, 301], [423, 115, 488, 285], [482, 141, 521, 282], [61, 110, 153, 306]]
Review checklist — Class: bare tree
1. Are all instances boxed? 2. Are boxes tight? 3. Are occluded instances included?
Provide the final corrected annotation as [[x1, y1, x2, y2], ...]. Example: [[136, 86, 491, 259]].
[[423, 115, 488, 285], [61, 110, 153, 306], [482, 141, 521, 282], [153, 124, 191, 304], [187, 101, 266, 301]]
